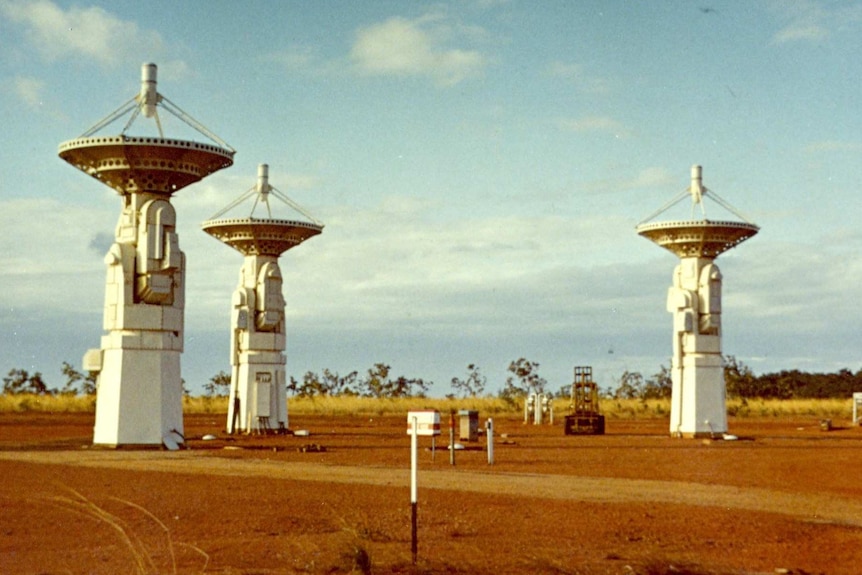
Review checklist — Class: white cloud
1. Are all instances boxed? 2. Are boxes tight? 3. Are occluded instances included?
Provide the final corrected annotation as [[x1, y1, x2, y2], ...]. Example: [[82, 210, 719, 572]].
[[720, 236, 862, 373], [545, 60, 611, 94], [730, 239, 862, 325], [0, 198, 110, 318], [558, 115, 631, 138], [774, 24, 828, 43], [3, 192, 859, 389], [267, 45, 317, 70], [350, 14, 487, 86], [803, 140, 862, 154], [201, 200, 644, 332], [0, 0, 165, 66], [264, 45, 346, 78], [173, 190, 648, 339], [172, 170, 324, 219], [770, 0, 827, 43], [625, 167, 675, 190], [12, 76, 44, 108], [7, 74, 66, 119], [156, 59, 193, 83], [577, 167, 676, 198], [769, 0, 862, 44]]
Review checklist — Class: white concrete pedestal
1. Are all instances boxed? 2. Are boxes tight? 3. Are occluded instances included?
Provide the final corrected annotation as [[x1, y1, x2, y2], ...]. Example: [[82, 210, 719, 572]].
[[670, 352, 726, 438], [86, 197, 187, 448], [227, 352, 288, 434], [225, 256, 289, 434], [667, 257, 727, 438], [92, 346, 184, 446]]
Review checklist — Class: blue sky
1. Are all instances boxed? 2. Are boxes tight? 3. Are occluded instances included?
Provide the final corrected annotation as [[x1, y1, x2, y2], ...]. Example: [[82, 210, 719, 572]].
[[1, 0, 860, 395]]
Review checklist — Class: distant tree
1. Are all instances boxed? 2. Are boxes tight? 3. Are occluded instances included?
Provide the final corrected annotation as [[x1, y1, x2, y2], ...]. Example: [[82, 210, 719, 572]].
[[392, 375, 431, 398], [287, 369, 359, 397], [59, 362, 97, 395], [359, 363, 431, 398], [450, 364, 487, 398], [3, 369, 29, 394], [286, 375, 299, 396], [362, 363, 391, 398], [500, 358, 546, 400], [204, 371, 232, 397], [287, 369, 360, 397], [613, 370, 644, 399], [761, 367, 862, 399], [2, 368, 52, 395], [819, 368, 862, 398], [321, 369, 360, 396], [291, 371, 325, 397], [607, 359, 862, 401], [642, 365, 672, 399], [723, 355, 757, 398]]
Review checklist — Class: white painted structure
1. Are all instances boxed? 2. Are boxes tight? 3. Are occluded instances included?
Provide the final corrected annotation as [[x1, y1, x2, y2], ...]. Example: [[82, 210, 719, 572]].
[[202, 164, 323, 434], [60, 64, 234, 447], [524, 392, 552, 424], [853, 392, 862, 425], [637, 166, 758, 438], [406, 410, 441, 436]]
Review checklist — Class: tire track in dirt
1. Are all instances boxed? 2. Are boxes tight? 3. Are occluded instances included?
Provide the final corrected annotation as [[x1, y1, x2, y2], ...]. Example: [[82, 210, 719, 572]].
[[3, 450, 861, 528]]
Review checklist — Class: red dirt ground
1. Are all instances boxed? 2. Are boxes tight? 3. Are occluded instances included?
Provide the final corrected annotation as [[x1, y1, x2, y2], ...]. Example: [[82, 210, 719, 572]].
[[1, 412, 861, 575]]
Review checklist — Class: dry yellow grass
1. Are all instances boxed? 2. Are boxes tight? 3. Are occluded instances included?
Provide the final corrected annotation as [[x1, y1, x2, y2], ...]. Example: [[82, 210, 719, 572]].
[[725, 396, 853, 419], [285, 395, 516, 417], [0, 393, 96, 413], [182, 395, 229, 414], [0, 393, 857, 420], [48, 488, 209, 574]]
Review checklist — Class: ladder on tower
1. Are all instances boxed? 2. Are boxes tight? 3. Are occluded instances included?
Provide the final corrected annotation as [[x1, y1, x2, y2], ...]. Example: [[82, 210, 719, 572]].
[[564, 366, 605, 435]]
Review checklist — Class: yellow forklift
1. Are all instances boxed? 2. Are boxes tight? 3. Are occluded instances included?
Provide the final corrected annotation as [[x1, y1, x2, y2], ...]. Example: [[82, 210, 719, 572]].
[[564, 366, 605, 435]]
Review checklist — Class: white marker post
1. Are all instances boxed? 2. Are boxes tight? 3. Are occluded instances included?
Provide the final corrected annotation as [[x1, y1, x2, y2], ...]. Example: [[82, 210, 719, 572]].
[[486, 417, 494, 465], [410, 416, 418, 563], [449, 411, 455, 466], [406, 410, 440, 565]]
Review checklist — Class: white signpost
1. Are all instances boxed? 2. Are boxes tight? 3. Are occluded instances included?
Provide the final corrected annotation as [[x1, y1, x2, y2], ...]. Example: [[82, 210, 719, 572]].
[[406, 410, 440, 564]]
